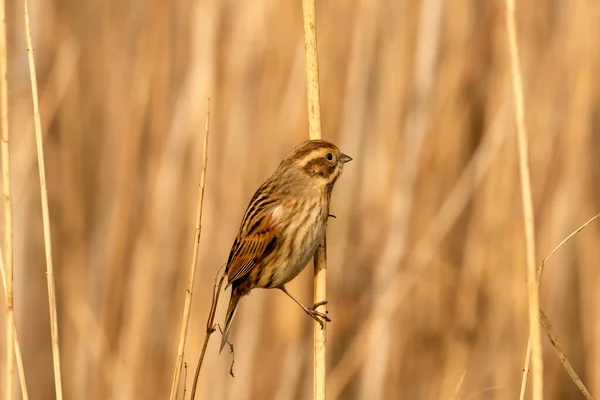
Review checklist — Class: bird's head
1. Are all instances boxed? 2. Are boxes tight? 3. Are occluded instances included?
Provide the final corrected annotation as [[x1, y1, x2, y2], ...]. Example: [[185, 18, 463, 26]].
[[279, 140, 352, 187]]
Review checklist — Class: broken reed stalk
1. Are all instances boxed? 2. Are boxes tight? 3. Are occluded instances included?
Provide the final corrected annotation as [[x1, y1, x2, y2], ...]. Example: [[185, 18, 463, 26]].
[[169, 99, 211, 400], [24, 1, 64, 398], [301, 1, 327, 399], [539, 311, 594, 400], [190, 268, 226, 400], [0, 0, 14, 397], [504, 0, 543, 398], [519, 213, 599, 400]]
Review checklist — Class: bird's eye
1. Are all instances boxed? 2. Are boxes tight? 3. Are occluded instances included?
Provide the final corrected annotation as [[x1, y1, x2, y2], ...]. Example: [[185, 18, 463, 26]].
[[326, 153, 333, 161]]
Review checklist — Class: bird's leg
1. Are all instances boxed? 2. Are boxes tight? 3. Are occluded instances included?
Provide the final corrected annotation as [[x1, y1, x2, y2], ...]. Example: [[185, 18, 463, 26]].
[[278, 286, 331, 329]]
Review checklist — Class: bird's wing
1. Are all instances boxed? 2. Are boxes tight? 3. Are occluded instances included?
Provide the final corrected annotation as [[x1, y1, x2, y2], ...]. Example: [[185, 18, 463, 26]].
[[225, 205, 279, 285]]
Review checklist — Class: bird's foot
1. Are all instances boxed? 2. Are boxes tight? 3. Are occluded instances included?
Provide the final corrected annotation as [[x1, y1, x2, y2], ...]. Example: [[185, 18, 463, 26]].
[[304, 301, 331, 329]]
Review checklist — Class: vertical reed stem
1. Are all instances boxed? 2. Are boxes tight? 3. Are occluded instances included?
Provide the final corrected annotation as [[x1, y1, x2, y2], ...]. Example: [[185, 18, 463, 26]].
[[0, 0, 14, 397], [301, 1, 326, 399], [504, 0, 543, 398], [169, 98, 210, 400], [23, 0, 65, 398]]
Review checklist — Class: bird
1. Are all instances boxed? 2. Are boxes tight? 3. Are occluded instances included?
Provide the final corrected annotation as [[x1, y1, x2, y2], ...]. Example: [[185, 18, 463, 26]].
[[220, 139, 352, 353]]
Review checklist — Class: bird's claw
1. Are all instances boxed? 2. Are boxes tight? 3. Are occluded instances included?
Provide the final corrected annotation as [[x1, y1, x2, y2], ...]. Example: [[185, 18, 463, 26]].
[[305, 301, 331, 329], [312, 300, 328, 309]]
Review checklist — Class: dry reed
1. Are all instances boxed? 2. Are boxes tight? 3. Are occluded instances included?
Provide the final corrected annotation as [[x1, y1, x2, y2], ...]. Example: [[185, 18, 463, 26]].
[[190, 267, 226, 400], [532, 214, 599, 399], [505, 0, 543, 398], [0, 0, 13, 396], [301, 0, 327, 399], [171, 98, 210, 400], [23, 0, 64, 397], [540, 311, 593, 400]]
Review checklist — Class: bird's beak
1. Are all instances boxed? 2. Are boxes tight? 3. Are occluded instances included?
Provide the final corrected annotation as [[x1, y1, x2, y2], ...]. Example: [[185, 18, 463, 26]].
[[339, 153, 353, 163]]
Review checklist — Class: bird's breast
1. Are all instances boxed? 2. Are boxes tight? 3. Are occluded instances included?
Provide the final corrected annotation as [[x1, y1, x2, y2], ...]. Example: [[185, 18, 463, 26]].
[[262, 198, 328, 288]]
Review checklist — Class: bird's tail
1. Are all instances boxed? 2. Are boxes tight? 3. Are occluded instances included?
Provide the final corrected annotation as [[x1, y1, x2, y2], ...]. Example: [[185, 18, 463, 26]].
[[220, 287, 242, 353]]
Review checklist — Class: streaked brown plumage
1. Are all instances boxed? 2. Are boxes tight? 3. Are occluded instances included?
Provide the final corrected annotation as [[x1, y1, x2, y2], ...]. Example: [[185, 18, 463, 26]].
[[220, 140, 352, 352]]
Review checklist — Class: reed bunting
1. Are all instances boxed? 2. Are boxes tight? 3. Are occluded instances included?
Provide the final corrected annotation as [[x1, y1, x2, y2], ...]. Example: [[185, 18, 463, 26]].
[[220, 140, 352, 352]]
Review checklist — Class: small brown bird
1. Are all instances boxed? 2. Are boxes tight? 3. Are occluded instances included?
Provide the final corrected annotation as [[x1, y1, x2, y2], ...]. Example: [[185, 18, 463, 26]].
[[220, 140, 352, 352]]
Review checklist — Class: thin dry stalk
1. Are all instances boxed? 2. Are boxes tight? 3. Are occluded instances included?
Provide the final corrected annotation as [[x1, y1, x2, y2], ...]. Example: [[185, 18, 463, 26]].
[[519, 343, 532, 400], [504, 0, 543, 398], [24, 1, 64, 398], [190, 268, 227, 400], [537, 213, 600, 282], [0, 250, 28, 399], [301, 1, 326, 399], [539, 310, 594, 400], [169, 99, 211, 400], [520, 214, 599, 400], [0, 0, 14, 397]]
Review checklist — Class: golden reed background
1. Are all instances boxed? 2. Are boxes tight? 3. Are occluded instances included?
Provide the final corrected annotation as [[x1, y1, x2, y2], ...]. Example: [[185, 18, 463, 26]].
[[0, 0, 599, 399]]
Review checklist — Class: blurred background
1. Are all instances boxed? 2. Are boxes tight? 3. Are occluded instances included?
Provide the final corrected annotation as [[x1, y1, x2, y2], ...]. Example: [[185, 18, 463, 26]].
[[0, 0, 599, 399]]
